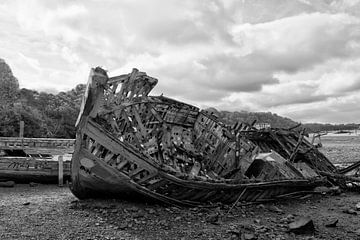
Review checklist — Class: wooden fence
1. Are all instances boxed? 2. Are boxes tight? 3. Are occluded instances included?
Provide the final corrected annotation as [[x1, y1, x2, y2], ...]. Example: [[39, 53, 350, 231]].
[[0, 137, 75, 186]]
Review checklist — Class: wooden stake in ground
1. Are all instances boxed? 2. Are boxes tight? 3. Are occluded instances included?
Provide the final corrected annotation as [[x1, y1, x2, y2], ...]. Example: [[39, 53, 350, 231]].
[[58, 155, 64, 187], [19, 121, 24, 138]]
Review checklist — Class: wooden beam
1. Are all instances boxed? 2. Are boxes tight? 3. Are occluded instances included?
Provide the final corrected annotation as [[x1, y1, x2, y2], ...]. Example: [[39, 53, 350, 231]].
[[19, 121, 24, 138], [289, 129, 305, 162], [58, 155, 64, 187]]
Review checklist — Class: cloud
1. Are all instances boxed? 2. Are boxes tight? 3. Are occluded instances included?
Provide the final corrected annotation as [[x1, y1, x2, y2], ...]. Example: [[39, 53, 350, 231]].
[[1, 0, 360, 123], [274, 92, 360, 123]]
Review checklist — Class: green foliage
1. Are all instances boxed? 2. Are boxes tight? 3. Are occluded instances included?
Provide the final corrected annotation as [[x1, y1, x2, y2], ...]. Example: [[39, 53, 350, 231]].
[[0, 59, 19, 108], [0, 108, 20, 136], [16, 84, 85, 138], [0, 58, 20, 136], [0, 58, 85, 137]]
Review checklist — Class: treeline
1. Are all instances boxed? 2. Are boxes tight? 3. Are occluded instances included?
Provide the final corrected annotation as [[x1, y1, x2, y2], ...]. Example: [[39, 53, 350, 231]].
[[302, 123, 360, 133], [0, 58, 85, 138], [206, 107, 299, 129], [209, 107, 359, 133], [1, 58, 359, 138]]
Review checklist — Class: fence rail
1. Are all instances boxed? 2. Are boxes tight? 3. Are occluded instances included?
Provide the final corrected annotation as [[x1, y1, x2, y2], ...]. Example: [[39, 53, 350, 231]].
[[0, 137, 74, 186], [0, 137, 75, 154]]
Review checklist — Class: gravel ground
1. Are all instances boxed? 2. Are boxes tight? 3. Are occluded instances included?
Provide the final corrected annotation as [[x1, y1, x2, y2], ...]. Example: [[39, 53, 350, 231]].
[[0, 184, 359, 240], [0, 185, 132, 240]]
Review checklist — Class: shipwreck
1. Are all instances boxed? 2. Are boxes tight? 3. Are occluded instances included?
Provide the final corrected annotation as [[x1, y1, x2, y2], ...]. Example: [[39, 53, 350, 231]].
[[70, 67, 346, 206]]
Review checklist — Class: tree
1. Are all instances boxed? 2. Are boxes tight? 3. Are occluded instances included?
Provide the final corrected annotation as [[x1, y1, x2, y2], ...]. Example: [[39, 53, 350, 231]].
[[0, 108, 20, 137], [0, 59, 20, 136], [0, 58, 19, 108]]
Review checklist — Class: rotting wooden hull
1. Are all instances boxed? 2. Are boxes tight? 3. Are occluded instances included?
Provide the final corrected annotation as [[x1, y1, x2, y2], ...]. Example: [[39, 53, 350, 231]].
[[70, 67, 331, 205], [71, 120, 324, 205], [0, 157, 71, 183]]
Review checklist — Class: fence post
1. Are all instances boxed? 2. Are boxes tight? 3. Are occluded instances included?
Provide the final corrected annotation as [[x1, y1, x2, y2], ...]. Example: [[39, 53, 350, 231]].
[[19, 121, 24, 138], [58, 155, 64, 187]]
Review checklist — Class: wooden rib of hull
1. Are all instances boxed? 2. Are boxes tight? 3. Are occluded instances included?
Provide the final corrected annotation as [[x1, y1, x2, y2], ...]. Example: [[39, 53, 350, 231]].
[[70, 120, 325, 206]]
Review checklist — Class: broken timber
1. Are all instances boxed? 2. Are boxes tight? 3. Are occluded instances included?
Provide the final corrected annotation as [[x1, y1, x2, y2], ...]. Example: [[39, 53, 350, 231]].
[[70, 67, 340, 206], [0, 137, 73, 183]]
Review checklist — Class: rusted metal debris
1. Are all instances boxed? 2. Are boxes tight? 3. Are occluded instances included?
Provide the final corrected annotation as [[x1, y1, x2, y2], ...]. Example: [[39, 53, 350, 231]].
[[70, 67, 352, 206]]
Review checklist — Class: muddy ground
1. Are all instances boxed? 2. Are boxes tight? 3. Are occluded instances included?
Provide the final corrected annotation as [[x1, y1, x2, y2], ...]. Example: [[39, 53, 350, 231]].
[[319, 134, 360, 165], [0, 184, 359, 240], [1, 135, 360, 240]]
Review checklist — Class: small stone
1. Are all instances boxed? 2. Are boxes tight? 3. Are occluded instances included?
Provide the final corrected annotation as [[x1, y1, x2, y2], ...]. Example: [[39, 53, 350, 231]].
[[325, 219, 338, 228], [288, 216, 315, 234], [128, 206, 139, 212], [147, 208, 156, 214], [254, 219, 261, 224], [23, 202, 30, 206], [206, 212, 219, 224], [175, 216, 181, 221], [171, 206, 180, 211], [29, 182, 38, 187], [257, 204, 265, 209], [133, 211, 144, 218], [158, 219, 167, 226], [228, 229, 241, 240], [165, 208, 172, 213], [243, 233, 256, 240], [343, 209, 357, 215], [268, 205, 283, 213], [118, 223, 127, 230], [329, 186, 341, 195], [356, 203, 360, 211], [230, 233, 239, 240]]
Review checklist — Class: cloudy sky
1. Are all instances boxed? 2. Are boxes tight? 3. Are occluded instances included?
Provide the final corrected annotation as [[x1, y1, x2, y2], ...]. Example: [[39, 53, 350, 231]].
[[1, 0, 360, 123]]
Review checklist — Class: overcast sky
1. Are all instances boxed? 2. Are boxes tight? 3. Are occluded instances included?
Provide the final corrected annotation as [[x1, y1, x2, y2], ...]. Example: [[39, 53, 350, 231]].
[[1, 0, 360, 124]]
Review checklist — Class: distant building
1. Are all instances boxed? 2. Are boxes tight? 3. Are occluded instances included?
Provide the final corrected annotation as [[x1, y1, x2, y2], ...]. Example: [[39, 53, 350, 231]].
[[254, 123, 271, 130]]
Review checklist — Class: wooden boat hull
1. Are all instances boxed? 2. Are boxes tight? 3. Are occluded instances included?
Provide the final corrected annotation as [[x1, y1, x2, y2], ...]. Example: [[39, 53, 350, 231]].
[[70, 67, 330, 205], [71, 120, 324, 206], [0, 157, 70, 184]]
